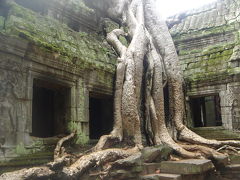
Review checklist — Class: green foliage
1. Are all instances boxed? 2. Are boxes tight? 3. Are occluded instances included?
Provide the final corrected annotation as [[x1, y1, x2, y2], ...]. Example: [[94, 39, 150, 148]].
[[75, 132, 89, 145]]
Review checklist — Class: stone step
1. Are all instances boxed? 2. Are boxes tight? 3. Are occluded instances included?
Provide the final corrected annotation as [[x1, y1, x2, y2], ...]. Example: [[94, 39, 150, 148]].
[[223, 164, 240, 171], [143, 159, 214, 175], [220, 164, 240, 180], [141, 173, 182, 180], [191, 127, 240, 141]]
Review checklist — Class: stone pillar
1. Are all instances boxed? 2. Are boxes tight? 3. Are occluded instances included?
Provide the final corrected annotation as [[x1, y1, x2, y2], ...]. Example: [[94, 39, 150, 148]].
[[219, 85, 234, 130], [77, 79, 89, 136], [185, 96, 194, 128], [25, 69, 33, 134]]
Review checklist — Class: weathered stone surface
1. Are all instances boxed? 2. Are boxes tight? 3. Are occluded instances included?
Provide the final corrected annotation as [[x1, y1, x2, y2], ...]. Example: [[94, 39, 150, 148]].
[[221, 164, 240, 180], [111, 153, 142, 169], [191, 127, 240, 140], [224, 164, 240, 171], [159, 159, 214, 175], [141, 173, 182, 180], [142, 163, 161, 175], [141, 145, 173, 163], [15, 0, 99, 32], [106, 153, 143, 180], [211, 155, 229, 169], [108, 169, 137, 179]]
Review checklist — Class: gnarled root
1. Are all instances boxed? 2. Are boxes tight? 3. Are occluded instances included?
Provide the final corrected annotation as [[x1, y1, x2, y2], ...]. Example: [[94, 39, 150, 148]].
[[0, 148, 139, 180], [54, 132, 76, 160], [61, 147, 140, 179], [92, 135, 121, 152], [179, 126, 240, 148], [0, 167, 55, 180], [180, 143, 227, 159]]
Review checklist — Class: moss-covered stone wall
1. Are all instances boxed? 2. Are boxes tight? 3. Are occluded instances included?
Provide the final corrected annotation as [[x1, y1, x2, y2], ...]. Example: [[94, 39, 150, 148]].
[[170, 0, 240, 88], [170, 0, 240, 129], [0, 1, 116, 73]]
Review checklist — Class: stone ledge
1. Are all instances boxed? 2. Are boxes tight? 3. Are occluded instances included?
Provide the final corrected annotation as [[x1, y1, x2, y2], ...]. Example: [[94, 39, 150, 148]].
[[159, 159, 214, 175], [229, 154, 240, 164]]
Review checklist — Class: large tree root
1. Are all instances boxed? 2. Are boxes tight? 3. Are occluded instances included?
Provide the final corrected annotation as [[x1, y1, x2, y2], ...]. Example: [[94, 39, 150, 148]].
[[179, 125, 240, 147], [61, 147, 139, 179], [179, 143, 227, 159], [54, 132, 76, 160], [0, 147, 139, 180], [0, 167, 55, 180]]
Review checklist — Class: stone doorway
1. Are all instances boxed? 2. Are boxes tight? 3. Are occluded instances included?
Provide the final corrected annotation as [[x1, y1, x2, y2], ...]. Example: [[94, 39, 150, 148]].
[[190, 95, 222, 127], [31, 79, 70, 138], [89, 96, 113, 139]]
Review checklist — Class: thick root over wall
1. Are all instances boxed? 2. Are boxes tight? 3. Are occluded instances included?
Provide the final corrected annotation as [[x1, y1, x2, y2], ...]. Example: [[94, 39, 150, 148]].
[[2, 0, 240, 179]]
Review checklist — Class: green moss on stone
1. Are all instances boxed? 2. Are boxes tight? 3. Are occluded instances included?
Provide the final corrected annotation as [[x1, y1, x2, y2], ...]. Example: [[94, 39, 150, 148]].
[[180, 42, 237, 84], [68, 121, 89, 145], [102, 18, 119, 34], [172, 23, 236, 41], [15, 143, 29, 155], [1, 2, 116, 73], [0, 151, 53, 174], [174, 26, 239, 86]]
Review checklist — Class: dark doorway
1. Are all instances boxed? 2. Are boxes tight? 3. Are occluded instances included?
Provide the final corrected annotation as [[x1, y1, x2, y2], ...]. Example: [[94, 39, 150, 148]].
[[89, 96, 113, 139], [190, 95, 222, 127], [31, 79, 70, 138]]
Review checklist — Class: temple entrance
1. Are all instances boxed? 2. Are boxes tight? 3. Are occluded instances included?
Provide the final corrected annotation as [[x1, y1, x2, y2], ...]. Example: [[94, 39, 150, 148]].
[[89, 96, 113, 139], [31, 79, 70, 138], [190, 95, 222, 127]]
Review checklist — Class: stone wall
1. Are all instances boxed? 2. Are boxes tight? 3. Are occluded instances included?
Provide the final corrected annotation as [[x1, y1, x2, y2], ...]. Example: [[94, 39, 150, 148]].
[[170, 0, 240, 130], [0, 0, 117, 164]]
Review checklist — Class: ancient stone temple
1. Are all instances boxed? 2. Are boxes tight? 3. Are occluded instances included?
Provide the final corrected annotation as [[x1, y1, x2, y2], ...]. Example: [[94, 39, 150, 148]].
[[0, 0, 240, 173]]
